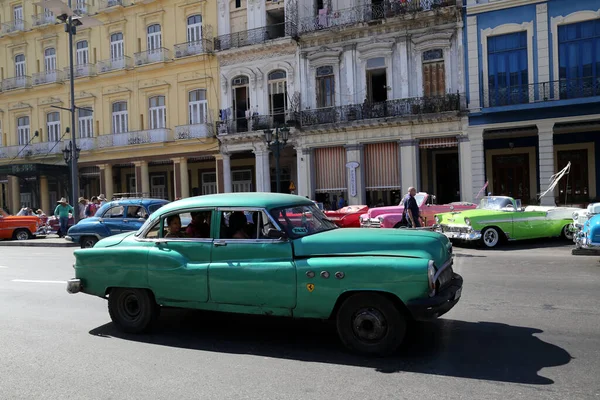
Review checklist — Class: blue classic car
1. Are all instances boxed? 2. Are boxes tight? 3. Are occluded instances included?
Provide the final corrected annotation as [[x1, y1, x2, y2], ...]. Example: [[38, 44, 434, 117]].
[[574, 203, 600, 252], [66, 198, 169, 248]]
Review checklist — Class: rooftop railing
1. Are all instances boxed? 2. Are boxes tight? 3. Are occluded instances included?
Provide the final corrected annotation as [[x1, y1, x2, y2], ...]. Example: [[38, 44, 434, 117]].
[[96, 129, 172, 148]]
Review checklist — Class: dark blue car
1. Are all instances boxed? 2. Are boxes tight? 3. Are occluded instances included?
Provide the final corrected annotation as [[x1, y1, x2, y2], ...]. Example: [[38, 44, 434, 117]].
[[66, 198, 169, 248]]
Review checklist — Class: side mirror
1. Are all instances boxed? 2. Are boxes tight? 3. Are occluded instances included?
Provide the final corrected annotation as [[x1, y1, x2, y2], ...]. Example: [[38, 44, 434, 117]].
[[266, 228, 285, 240]]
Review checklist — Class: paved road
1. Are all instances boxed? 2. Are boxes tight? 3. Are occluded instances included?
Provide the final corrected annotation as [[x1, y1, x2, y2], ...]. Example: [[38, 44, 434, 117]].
[[1, 240, 599, 400]]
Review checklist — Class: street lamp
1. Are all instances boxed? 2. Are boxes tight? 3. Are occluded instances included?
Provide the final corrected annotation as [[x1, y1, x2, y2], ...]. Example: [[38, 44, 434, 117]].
[[263, 125, 290, 193], [62, 139, 81, 165]]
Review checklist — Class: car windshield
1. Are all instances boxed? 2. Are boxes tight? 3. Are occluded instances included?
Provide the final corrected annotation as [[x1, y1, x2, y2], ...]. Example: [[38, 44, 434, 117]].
[[477, 197, 515, 211], [148, 203, 165, 214], [270, 204, 338, 239]]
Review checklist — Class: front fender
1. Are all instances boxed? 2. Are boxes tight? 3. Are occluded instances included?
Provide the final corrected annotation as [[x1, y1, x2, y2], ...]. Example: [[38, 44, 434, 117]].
[[380, 214, 403, 228], [68, 222, 111, 239]]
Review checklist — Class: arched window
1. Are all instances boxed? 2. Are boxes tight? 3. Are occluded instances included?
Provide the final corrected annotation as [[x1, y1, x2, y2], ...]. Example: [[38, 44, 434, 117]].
[[15, 54, 26, 77], [147, 24, 162, 50], [188, 89, 208, 124], [112, 102, 128, 134], [268, 70, 287, 122], [187, 15, 203, 43], [17, 116, 30, 145], [110, 32, 124, 60], [47, 112, 61, 142], [231, 75, 249, 86], [44, 48, 56, 72], [76, 40, 89, 65], [149, 96, 166, 129]]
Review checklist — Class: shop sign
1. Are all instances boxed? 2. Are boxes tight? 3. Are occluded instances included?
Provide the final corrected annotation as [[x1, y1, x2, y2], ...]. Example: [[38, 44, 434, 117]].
[[346, 161, 359, 197]]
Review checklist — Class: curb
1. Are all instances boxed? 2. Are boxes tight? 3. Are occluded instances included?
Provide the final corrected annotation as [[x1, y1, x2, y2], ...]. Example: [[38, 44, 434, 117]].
[[571, 248, 600, 256], [0, 240, 77, 248]]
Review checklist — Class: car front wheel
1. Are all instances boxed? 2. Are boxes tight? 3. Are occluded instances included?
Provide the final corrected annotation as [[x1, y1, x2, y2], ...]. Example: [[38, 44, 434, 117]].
[[481, 227, 501, 248], [80, 236, 98, 249], [108, 288, 160, 333], [336, 293, 406, 356], [13, 229, 31, 241]]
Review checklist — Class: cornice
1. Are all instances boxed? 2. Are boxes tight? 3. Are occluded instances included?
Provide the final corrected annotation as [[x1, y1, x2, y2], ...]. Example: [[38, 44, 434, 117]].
[[467, 0, 545, 15]]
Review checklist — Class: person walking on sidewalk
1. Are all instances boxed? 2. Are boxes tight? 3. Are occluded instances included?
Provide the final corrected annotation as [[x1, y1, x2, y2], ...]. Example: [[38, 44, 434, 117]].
[[54, 198, 74, 238]]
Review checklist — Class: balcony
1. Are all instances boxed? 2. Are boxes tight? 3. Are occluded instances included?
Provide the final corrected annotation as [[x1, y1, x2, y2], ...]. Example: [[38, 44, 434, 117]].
[[32, 12, 56, 27], [30, 141, 63, 156], [1, 76, 32, 91], [1, 19, 28, 35], [98, 0, 127, 10], [134, 48, 171, 66], [96, 129, 173, 148], [0, 145, 23, 159], [299, 93, 463, 127], [217, 112, 292, 135], [64, 64, 96, 79], [214, 22, 295, 51], [482, 77, 600, 108], [175, 123, 214, 140], [73, 2, 91, 16], [96, 56, 132, 73], [75, 137, 96, 151], [32, 70, 65, 85], [174, 39, 214, 58], [298, 0, 452, 35]]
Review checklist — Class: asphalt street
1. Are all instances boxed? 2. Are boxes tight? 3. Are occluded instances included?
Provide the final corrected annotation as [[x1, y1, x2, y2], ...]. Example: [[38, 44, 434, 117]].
[[1, 239, 599, 400]]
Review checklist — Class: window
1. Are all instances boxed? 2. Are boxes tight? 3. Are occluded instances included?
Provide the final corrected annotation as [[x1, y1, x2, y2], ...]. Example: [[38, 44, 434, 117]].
[[44, 48, 56, 72], [76, 41, 89, 65], [110, 33, 124, 60], [149, 96, 166, 129], [557, 149, 589, 202], [558, 19, 600, 99], [75, 0, 87, 13], [268, 70, 287, 123], [366, 57, 388, 103], [147, 24, 162, 51], [316, 66, 335, 108], [188, 90, 208, 124], [15, 54, 26, 77], [17, 116, 30, 145], [187, 15, 203, 43], [422, 49, 445, 97], [112, 102, 128, 134], [235, 0, 241, 8], [159, 210, 212, 239], [78, 108, 93, 138], [47, 112, 61, 142], [270, 204, 337, 239], [13, 5, 23, 29], [202, 172, 217, 195], [103, 206, 124, 218], [487, 32, 529, 106], [218, 209, 271, 240], [232, 169, 252, 192]]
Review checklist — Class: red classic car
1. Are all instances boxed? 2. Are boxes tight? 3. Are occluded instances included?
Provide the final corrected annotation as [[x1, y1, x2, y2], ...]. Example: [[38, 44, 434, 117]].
[[42, 214, 75, 236], [359, 192, 476, 228], [0, 210, 47, 240], [324, 205, 369, 228]]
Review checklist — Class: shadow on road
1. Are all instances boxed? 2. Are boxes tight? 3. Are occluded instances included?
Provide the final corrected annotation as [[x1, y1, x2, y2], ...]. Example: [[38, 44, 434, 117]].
[[452, 236, 574, 251], [89, 310, 571, 384]]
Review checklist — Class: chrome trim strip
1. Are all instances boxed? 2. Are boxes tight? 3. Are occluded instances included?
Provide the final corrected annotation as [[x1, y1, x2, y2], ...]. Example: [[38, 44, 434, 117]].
[[433, 257, 453, 284]]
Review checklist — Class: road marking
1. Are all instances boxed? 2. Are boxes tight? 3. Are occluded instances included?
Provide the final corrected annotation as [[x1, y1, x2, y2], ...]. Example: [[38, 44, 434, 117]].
[[11, 279, 65, 284]]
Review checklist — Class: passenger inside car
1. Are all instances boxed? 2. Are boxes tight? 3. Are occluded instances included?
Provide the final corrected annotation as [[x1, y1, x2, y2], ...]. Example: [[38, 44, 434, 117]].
[[165, 214, 186, 238], [228, 211, 249, 239], [186, 211, 210, 238]]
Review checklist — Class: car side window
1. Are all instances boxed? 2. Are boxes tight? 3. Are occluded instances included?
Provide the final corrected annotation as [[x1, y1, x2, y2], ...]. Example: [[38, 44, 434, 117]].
[[156, 210, 212, 240], [219, 210, 269, 240], [145, 220, 161, 239], [103, 206, 124, 218]]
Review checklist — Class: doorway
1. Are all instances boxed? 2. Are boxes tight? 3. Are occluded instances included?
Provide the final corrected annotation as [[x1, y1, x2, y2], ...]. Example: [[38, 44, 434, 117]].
[[492, 153, 531, 203], [367, 69, 387, 103], [232, 76, 250, 133], [151, 175, 166, 199], [434, 152, 460, 204]]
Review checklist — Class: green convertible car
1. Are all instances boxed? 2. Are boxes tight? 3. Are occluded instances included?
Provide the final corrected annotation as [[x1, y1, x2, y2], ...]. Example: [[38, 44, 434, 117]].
[[67, 193, 462, 356], [433, 196, 580, 248]]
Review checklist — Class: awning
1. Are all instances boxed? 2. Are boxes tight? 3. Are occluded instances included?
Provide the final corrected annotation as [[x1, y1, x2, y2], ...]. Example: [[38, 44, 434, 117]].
[[419, 137, 458, 148], [365, 142, 400, 190], [315, 147, 347, 192]]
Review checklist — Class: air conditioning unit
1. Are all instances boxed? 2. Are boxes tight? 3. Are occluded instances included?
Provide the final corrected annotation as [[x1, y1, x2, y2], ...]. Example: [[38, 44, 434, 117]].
[[175, 50, 183, 58]]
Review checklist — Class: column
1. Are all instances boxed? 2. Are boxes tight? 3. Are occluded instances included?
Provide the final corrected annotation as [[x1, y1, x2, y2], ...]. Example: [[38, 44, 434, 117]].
[[40, 175, 50, 215], [215, 154, 224, 193], [295, 147, 308, 198], [457, 135, 472, 203], [180, 157, 190, 198], [132, 161, 143, 194], [466, 16, 480, 111], [8, 176, 20, 214], [171, 158, 182, 199], [254, 146, 271, 192], [399, 140, 418, 193], [140, 161, 150, 196], [538, 122, 555, 206], [104, 164, 114, 200], [222, 152, 232, 193], [344, 144, 366, 205], [536, 3, 550, 100], [467, 127, 486, 202]]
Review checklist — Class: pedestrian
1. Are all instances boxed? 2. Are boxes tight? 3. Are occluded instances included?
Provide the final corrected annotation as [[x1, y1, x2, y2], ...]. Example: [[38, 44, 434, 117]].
[[338, 194, 345, 210], [85, 196, 99, 217], [78, 197, 88, 220], [54, 198, 74, 238], [401, 187, 425, 228], [98, 194, 108, 206]]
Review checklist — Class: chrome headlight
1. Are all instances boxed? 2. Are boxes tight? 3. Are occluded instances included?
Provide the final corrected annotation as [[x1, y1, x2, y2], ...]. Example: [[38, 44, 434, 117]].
[[464, 218, 471, 226], [378, 216, 383, 222], [434, 216, 440, 224], [427, 260, 436, 297]]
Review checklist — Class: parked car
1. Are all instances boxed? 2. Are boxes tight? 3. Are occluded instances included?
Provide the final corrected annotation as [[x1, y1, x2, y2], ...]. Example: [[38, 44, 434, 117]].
[[65, 198, 169, 248], [67, 193, 462, 356], [0, 209, 47, 240], [46, 214, 75, 236], [360, 192, 476, 228], [574, 203, 600, 251], [433, 196, 581, 248], [324, 205, 369, 228]]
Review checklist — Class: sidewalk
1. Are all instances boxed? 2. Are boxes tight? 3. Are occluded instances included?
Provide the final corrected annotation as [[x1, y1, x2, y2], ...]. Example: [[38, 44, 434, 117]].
[[0, 236, 77, 248]]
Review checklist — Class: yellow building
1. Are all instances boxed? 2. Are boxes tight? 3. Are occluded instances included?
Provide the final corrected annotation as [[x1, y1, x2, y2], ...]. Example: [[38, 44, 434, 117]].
[[0, 0, 221, 214]]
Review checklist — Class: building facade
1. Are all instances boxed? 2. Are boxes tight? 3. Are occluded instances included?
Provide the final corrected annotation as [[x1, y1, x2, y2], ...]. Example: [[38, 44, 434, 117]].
[[464, 0, 600, 206], [0, 0, 220, 214]]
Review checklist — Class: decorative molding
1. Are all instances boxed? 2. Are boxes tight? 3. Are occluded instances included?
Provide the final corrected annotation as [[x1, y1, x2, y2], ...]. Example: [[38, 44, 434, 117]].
[[178, 71, 212, 83], [39, 97, 63, 106], [411, 31, 454, 51], [356, 39, 395, 60], [398, 139, 418, 147], [139, 79, 171, 90], [74, 91, 96, 100], [218, 0, 226, 18], [8, 102, 32, 111], [306, 47, 342, 68], [467, 0, 545, 15], [218, 46, 297, 66], [103, 85, 132, 95]]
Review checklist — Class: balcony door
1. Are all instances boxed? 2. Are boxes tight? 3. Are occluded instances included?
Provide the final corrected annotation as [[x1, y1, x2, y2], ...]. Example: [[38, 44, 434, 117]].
[[268, 70, 287, 125], [13, 6, 24, 30], [187, 15, 203, 53], [201, 172, 217, 195], [110, 33, 125, 69], [44, 48, 57, 81], [232, 76, 249, 132], [147, 24, 162, 63], [151, 175, 166, 199]]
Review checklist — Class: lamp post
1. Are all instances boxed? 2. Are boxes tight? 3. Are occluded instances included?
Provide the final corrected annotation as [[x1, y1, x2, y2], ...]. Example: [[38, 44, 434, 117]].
[[263, 125, 290, 193], [62, 138, 81, 221]]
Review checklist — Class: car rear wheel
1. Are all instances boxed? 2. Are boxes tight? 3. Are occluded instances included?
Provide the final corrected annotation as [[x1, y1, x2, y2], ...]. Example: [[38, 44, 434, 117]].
[[108, 288, 160, 333], [336, 293, 406, 356], [561, 224, 574, 241], [13, 229, 31, 241], [80, 236, 98, 249], [481, 227, 501, 248]]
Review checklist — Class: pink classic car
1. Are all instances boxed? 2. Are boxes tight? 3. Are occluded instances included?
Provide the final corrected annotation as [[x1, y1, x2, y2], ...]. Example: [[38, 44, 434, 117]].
[[359, 192, 476, 228]]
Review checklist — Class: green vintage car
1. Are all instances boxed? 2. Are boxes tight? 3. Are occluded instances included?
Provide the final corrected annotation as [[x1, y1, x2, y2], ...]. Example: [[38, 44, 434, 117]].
[[67, 193, 462, 356], [433, 196, 579, 248]]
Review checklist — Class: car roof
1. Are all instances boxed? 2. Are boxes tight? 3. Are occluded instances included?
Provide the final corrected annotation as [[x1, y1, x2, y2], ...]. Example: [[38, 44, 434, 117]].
[[157, 193, 314, 214], [107, 198, 169, 206]]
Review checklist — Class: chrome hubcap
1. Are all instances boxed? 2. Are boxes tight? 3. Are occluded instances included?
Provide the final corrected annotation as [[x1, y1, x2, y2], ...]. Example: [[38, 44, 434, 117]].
[[119, 293, 141, 321], [16, 232, 28, 240], [352, 308, 387, 343], [484, 230, 498, 246], [564, 225, 573, 240]]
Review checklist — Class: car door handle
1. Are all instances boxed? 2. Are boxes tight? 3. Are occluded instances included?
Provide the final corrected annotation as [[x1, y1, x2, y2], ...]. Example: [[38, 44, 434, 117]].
[[214, 240, 227, 247]]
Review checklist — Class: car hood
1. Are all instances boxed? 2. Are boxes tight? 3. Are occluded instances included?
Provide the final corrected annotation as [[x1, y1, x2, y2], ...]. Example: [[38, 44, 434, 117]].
[[365, 205, 403, 218], [436, 209, 510, 225], [292, 228, 451, 266], [0, 215, 41, 224], [95, 231, 136, 248]]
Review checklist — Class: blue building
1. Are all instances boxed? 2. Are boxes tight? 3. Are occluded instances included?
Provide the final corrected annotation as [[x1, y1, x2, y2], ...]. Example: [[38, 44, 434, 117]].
[[463, 0, 600, 206]]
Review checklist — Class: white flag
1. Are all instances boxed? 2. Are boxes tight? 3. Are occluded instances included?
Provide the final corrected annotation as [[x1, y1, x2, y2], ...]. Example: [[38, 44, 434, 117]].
[[539, 162, 570, 199]]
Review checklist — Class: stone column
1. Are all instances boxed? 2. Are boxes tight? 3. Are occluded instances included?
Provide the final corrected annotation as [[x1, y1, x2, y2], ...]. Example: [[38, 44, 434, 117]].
[[295, 147, 307, 198], [457, 135, 472, 202], [254, 146, 271, 192], [171, 158, 182, 199], [140, 161, 150, 196], [40, 175, 50, 214], [104, 164, 114, 200], [536, 3, 550, 99], [222, 152, 232, 193], [344, 144, 365, 205], [467, 127, 486, 202], [538, 122, 555, 206], [466, 16, 481, 111], [8, 176, 20, 214], [399, 140, 418, 193], [132, 162, 143, 194], [180, 157, 189, 198], [215, 155, 224, 194]]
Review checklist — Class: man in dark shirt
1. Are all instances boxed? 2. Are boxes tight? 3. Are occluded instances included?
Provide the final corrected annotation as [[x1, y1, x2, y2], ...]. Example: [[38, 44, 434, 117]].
[[404, 187, 424, 228]]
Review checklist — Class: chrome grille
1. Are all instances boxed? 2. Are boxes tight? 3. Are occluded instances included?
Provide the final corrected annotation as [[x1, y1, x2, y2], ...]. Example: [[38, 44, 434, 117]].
[[436, 263, 454, 289]]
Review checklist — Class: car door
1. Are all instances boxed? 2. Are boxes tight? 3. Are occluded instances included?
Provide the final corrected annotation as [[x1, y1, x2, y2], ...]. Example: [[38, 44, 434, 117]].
[[120, 205, 147, 233], [99, 205, 126, 235], [208, 208, 297, 310], [146, 209, 213, 303]]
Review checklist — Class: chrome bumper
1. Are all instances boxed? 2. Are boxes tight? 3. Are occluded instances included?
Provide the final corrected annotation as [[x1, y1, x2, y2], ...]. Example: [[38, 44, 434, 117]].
[[574, 233, 600, 249], [66, 278, 82, 294], [64, 235, 74, 242], [360, 219, 381, 228], [434, 226, 482, 241], [34, 225, 50, 236]]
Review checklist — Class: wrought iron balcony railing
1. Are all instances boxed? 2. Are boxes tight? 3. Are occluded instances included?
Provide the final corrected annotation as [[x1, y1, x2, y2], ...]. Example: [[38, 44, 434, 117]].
[[483, 77, 600, 108], [96, 129, 173, 148], [1, 76, 32, 91], [216, 112, 292, 135], [1, 19, 28, 34], [32, 70, 65, 85], [214, 22, 295, 51], [299, 93, 463, 127], [134, 48, 171, 66], [174, 39, 214, 58], [298, 0, 452, 34], [64, 63, 96, 78], [31, 142, 63, 156], [73, 2, 91, 15], [99, 0, 127, 10], [175, 123, 214, 140], [96, 56, 132, 73], [32, 12, 56, 27]]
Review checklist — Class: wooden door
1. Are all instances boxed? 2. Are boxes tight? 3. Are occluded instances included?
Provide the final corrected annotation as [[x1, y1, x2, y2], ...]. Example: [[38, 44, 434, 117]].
[[492, 153, 530, 203]]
